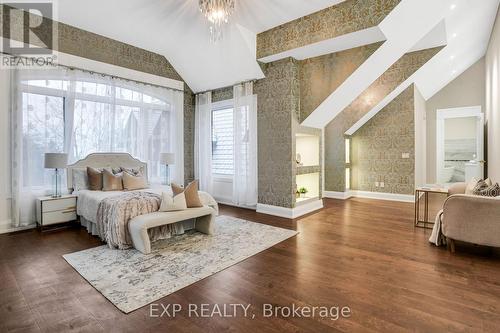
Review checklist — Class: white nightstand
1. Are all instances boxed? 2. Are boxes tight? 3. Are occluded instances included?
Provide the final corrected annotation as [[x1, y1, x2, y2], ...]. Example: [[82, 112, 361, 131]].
[[36, 194, 78, 230]]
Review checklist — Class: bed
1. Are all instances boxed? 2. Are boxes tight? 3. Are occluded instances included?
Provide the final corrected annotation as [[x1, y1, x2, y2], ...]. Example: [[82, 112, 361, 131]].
[[67, 153, 218, 247]]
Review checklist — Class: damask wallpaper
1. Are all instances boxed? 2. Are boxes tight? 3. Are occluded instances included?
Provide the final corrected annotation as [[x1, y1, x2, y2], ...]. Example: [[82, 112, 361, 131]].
[[0, 5, 182, 81], [324, 47, 443, 192], [183, 88, 196, 185], [300, 42, 383, 122], [255, 58, 300, 208], [351, 86, 415, 194], [256, 0, 400, 59], [212, 87, 234, 103]]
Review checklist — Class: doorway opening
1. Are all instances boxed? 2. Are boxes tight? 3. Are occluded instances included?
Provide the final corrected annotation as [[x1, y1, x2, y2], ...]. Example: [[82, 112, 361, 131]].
[[436, 106, 484, 184]]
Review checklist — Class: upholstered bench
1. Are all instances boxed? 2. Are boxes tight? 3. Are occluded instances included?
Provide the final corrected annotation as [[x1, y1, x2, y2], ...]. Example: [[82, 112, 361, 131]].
[[128, 206, 216, 254]]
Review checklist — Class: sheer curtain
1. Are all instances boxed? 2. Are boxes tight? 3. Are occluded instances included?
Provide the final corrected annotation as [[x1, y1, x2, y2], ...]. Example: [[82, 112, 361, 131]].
[[194, 92, 213, 193], [232, 82, 258, 206], [10, 67, 184, 227]]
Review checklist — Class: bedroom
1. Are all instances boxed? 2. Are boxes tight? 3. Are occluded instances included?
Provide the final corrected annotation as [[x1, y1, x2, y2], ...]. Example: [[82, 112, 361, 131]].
[[1, 0, 500, 332]]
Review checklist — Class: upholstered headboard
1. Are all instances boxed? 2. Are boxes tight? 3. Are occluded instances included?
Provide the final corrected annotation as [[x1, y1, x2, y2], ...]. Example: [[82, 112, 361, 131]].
[[67, 153, 148, 191]]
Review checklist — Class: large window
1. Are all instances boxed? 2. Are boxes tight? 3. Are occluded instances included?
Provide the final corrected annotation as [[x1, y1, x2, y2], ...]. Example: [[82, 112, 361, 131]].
[[211, 107, 234, 175], [18, 69, 181, 188], [22, 93, 65, 188]]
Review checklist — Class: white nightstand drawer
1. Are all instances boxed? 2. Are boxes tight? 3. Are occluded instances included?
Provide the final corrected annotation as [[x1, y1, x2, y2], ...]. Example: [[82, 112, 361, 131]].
[[43, 198, 77, 213], [42, 210, 77, 226]]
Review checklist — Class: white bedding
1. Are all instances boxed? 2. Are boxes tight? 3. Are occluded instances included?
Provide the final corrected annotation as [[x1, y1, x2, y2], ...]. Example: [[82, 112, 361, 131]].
[[75, 187, 219, 225]]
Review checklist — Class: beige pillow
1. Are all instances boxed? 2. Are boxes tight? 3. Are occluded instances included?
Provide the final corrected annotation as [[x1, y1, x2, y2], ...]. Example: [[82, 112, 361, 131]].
[[122, 172, 147, 191], [87, 167, 103, 191], [102, 169, 123, 191], [159, 192, 187, 211], [465, 177, 480, 195], [172, 180, 203, 208]]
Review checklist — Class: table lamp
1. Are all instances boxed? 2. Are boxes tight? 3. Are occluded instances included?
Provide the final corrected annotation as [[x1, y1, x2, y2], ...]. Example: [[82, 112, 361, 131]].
[[44, 153, 68, 198], [160, 153, 175, 185]]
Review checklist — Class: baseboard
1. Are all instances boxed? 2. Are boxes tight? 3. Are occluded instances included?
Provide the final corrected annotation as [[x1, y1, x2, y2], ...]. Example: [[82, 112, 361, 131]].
[[323, 190, 414, 203], [323, 191, 353, 200], [216, 199, 257, 211], [0, 220, 36, 234], [352, 191, 414, 202], [256, 199, 324, 219]]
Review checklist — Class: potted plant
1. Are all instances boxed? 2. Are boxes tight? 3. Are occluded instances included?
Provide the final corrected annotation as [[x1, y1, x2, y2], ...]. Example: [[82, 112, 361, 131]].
[[299, 187, 308, 198]]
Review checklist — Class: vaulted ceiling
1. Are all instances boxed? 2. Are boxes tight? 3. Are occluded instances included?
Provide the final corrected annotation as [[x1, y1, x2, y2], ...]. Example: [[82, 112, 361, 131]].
[[55, 0, 499, 127], [56, 0, 345, 92]]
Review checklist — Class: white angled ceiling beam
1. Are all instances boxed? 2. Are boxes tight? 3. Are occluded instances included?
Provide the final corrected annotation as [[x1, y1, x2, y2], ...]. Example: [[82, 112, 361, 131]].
[[302, 0, 453, 129], [345, 0, 499, 135]]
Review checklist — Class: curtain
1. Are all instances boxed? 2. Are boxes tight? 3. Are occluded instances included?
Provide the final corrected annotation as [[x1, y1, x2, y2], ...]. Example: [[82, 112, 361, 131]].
[[10, 67, 184, 227], [194, 92, 213, 193], [232, 82, 258, 206]]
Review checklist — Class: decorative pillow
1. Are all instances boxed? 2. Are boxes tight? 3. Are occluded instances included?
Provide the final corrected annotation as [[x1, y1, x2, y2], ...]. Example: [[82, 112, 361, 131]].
[[121, 166, 145, 177], [87, 167, 103, 191], [112, 167, 123, 175], [159, 192, 187, 212], [122, 172, 148, 191], [465, 177, 480, 195], [172, 180, 203, 208], [102, 169, 123, 191], [473, 180, 488, 194], [72, 168, 89, 191], [474, 182, 500, 197]]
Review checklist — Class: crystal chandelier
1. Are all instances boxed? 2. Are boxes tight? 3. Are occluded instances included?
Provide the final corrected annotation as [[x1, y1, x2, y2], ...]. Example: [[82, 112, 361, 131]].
[[199, 0, 235, 43]]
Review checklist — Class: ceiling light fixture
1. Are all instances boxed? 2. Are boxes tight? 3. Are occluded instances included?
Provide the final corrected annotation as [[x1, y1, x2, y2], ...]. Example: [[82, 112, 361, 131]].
[[450, 4, 457, 10], [199, 0, 235, 43], [452, 33, 458, 38]]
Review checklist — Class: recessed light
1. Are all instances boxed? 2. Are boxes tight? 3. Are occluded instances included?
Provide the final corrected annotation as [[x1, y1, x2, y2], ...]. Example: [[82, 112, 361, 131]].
[[450, 4, 457, 10], [450, 55, 455, 60], [452, 33, 458, 38], [452, 70, 457, 74]]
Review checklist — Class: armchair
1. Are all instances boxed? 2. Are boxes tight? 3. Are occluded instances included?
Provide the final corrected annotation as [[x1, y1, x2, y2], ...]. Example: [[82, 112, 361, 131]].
[[441, 182, 500, 252]]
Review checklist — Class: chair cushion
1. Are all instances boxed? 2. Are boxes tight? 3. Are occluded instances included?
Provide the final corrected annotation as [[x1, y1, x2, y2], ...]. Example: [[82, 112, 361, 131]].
[[465, 177, 480, 195]]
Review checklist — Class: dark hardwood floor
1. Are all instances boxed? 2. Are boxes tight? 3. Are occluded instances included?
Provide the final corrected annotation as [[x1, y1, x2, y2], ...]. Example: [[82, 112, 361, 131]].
[[1, 198, 500, 332]]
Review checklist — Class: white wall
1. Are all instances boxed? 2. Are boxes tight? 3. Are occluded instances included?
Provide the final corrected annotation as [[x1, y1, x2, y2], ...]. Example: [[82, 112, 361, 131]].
[[486, 8, 500, 182], [296, 135, 320, 166], [0, 69, 11, 230], [425, 58, 486, 183]]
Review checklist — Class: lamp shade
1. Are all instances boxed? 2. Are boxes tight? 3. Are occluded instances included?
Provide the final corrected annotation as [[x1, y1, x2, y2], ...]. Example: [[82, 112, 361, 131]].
[[160, 153, 175, 165], [44, 153, 68, 169]]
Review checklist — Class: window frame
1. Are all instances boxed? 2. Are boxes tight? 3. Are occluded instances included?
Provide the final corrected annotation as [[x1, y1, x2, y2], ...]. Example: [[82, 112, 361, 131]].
[[19, 76, 174, 187], [211, 99, 234, 179]]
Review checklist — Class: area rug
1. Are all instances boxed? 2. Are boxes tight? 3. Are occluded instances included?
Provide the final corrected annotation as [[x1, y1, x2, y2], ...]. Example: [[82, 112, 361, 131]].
[[63, 215, 298, 313]]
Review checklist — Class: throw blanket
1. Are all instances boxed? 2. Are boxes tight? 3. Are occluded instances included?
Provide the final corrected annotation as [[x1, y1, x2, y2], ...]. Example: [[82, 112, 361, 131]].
[[96, 192, 181, 250], [429, 209, 446, 246]]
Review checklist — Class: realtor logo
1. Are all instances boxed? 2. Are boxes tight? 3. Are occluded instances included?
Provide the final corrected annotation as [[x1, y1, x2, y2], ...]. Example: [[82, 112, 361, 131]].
[[2, 1, 55, 55]]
